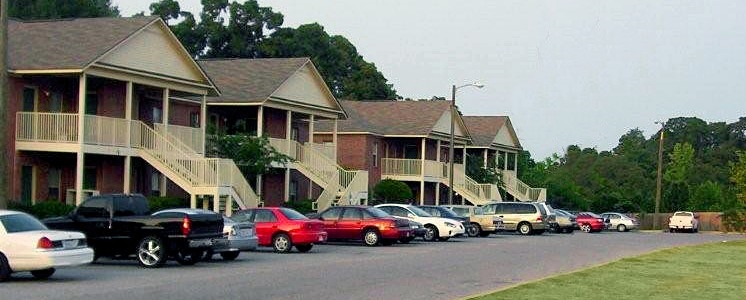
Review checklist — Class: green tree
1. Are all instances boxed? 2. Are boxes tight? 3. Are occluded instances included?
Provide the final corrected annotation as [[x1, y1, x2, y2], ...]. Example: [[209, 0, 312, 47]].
[[372, 179, 413, 204], [687, 181, 724, 211], [731, 151, 746, 206], [209, 134, 290, 178], [465, 154, 502, 187], [9, 0, 119, 19]]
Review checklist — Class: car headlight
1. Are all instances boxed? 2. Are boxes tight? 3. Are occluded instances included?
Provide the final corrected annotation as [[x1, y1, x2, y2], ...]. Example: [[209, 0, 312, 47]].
[[445, 222, 457, 228], [230, 227, 237, 236]]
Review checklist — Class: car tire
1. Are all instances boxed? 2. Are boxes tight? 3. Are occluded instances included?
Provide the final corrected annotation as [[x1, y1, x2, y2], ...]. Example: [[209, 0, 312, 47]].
[[669, 228, 675, 233], [423, 225, 439, 242], [175, 249, 204, 266], [295, 244, 313, 253], [30, 268, 55, 279], [136, 236, 167, 268], [220, 251, 240, 260], [0, 253, 11, 282], [518, 222, 532, 235], [617, 224, 627, 232], [272, 233, 293, 253], [467, 224, 481, 237], [580, 224, 592, 233], [363, 229, 381, 246]]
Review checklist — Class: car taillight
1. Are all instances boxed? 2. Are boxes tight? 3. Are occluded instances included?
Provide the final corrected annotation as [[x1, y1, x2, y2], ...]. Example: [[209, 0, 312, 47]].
[[37, 237, 55, 249], [182, 216, 191, 236], [536, 216, 543, 221]]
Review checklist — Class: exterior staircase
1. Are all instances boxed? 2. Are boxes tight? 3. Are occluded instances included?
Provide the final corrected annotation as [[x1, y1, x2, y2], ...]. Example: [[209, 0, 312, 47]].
[[134, 121, 260, 215], [269, 138, 369, 211], [449, 164, 501, 206], [502, 170, 546, 202]]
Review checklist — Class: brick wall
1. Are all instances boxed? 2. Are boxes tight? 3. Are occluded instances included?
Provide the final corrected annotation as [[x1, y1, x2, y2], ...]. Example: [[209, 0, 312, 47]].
[[263, 107, 287, 138], [262, 173, 285, 206], [169, 100, 201, 127]]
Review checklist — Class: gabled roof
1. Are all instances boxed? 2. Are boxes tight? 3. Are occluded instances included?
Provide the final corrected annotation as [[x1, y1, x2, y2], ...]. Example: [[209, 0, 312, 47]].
[[316, 100, 470, 139], [198, 58, 310, 103], [463, 116, 522, 149], [8, 16, 158, 71]]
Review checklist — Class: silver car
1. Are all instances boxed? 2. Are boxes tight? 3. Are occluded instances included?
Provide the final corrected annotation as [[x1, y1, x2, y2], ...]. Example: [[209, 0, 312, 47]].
[[205, 215, 259, 260], [600, 212, 639, 232]]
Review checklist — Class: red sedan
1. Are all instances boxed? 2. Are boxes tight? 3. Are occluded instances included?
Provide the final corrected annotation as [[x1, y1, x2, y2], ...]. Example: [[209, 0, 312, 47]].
[[576, 212, 607, 233], [232, 207, 326, 253], [312, 206, 414, 246]]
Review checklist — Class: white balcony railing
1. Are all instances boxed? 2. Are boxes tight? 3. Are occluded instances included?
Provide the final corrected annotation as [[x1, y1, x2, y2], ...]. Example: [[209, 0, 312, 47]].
[[154, 123, 204, 154], [84, 115, 129, 147], [16, 112, 78, 143]]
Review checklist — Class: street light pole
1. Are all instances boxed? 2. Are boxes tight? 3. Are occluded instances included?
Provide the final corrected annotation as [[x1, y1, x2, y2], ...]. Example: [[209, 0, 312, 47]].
[[448, 83, 483, 205], [654, 121, 665, 230]]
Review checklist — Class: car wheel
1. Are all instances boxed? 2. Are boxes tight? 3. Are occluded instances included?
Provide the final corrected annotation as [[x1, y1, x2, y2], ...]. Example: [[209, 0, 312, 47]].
[[617, 224, 627, 232], [295, 244, 313, 253], [0, 253, 11, 282], [175, 249, 204, 266], [363, 229, 381, 246], [30, 268, 55, 279], [518, 222, 532, 235], [669, 228, 675, 233], [467, 224, 480, 237], [137, 236, 167, 268], [272, 233, 293, 253], [580, 224, 592, 233], [423, 225, 439, 242], [220, 251, 240, 260]]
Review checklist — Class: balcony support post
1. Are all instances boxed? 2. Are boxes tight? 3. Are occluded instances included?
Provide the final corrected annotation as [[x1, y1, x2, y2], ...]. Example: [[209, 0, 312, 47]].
[[308, 115, 314, 199], [256, 106, 263, 198], [285, 111, 291, 202], [420, 137, 426, 205], [201, 95, 207, 154], [74, 74, 87, 205]]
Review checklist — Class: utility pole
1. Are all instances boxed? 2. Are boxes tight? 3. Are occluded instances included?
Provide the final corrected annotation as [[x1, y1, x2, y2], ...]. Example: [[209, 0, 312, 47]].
[[654, 122, 665, 230], [0, 0, 9, 209]]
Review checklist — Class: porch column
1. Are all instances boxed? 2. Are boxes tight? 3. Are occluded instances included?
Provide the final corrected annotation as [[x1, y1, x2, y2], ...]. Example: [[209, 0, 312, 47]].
[[419, 138, 426, 205], [160, 88, 170, 196], [483, 149, 488, 168], [74, 74, 87, 205], [285, 111, 292, 202], [308, 115, 315, 199], [256, 106, 264, 197], [435, 183, 440, 205], [213, 192, 220, 213], [190, 194, 197, 209], [436, 140, 441, 162], [201, 95, 207, 154], [123, 81, 133, 194], [504, 151, 508, 170], [332, 119, 338, 160], [462, 145, 467, 164], [513, 152, 518, 172], [159, 172, 167, 197]]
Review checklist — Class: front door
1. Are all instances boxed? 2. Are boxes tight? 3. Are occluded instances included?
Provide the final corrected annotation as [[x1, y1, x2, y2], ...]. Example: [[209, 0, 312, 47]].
[[252, 209, 278, 246], [20, 166, 34, 205]]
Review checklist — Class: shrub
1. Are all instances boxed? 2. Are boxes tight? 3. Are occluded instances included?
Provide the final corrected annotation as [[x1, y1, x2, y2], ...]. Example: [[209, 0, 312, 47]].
[[372, 179, 413, 205], [723, 207, 746, 232], [283, 198, 315, 214], [148, 196, 189, 212], [8, 201, 75, 219]]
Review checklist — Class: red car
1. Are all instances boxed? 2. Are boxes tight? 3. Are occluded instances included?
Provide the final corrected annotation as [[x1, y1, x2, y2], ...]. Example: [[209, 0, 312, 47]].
[[312, 206, 414, 246], [232, 207, 326, 253], [576, 212, 607, 233]]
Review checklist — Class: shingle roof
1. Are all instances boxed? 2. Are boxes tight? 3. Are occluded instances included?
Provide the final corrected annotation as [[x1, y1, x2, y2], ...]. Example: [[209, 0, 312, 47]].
[[8, 16, 158, 71], [463, 116, 507, 147], [316, 100, 454, 136], [198, 58, 310, 103]]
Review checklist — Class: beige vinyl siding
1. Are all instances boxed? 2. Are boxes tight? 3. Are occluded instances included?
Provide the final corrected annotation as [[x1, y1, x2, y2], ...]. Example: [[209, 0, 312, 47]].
[[271, 64, 338, 110], [432, 110, 468, 138], [98, 23, 206, 84], [495, 126, 518, 148]]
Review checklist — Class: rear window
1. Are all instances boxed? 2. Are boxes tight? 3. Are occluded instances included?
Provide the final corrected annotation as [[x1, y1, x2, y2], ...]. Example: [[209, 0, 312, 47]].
[[536, 204, 547, 215], [365, 207, 390, 218], [0, 213, 48, 233], [279, 208, 308, 220], [674, 212, 692, 217]]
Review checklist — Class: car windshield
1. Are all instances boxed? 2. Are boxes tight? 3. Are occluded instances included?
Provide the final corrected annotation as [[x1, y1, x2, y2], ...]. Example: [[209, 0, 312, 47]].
[[407, 206, 432, 217], [437, 208, 460, 218], [279, 208, 308, 220], [450, 207, 470, 217], [473, 207, 484, 215], [0, 213, 48, 233], [365, 207, 390, 218]]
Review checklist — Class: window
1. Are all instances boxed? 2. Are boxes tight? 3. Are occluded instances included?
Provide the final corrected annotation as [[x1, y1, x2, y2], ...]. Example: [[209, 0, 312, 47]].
[[190, 112, 200, 128], [0, 213, 48, 233], [152, 107, 163, 124], [78, 197, 110, 218], [289, 180, 298, 202], [113, 196, 149, 217], [279, 208, 308, 220], [253, 210, 277, 223], [340, 208, 362, 220], [388, 207, 410, 218], [48, 168, 61, 200], [320, 207, 342, 220], [232, 210, 254, 223], [22, 87, 36, 112], [372, 142, 379, 167]]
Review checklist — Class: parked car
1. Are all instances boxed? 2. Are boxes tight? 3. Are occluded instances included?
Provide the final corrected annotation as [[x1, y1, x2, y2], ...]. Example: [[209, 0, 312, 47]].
[[553, 209, 577, 233], [152, 211, 258, 261], [417, 206, 470, 237], [400, 219, 426, 243], [601, 212, 639, 232], [231, 207, 326, 253], [575, 212, 607, 233], [443, 205, 504, 237], [310, 206, 414, 246], [375, 204, 465, 241], [480, 202, 548, 235], [668, 211, 699, 233], [533, 202, 559, 232], [0, 210, 94, 281], [44, 194, 224, 268]]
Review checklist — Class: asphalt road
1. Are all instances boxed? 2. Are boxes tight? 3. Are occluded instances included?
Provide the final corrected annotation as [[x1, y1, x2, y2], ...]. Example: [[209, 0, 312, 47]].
[[5, 231, 743, 300]]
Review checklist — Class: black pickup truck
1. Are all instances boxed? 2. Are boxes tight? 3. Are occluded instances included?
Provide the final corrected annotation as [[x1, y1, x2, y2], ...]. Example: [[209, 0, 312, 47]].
[[44, 194, 225, 268]]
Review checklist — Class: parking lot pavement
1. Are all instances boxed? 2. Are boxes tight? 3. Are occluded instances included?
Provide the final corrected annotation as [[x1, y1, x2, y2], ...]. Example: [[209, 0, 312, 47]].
[[4, 231, 743, 300]]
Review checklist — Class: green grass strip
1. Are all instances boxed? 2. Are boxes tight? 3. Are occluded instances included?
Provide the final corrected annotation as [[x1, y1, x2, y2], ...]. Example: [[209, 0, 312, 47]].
[[469, 240, 746, 300]]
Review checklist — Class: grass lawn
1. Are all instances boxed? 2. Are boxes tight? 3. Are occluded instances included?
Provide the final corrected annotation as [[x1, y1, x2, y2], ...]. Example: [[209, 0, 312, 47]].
[[469, 239, 746, 300]]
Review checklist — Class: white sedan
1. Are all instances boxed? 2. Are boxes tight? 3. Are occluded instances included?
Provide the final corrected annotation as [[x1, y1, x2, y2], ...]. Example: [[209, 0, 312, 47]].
[[375, 204, 466, 241], [0, 210, 94, 281]]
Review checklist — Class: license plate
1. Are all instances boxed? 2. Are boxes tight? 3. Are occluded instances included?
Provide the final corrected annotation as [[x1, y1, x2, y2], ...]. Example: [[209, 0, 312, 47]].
[[63, 240, 78, 248], [237, 229, 250, 237]]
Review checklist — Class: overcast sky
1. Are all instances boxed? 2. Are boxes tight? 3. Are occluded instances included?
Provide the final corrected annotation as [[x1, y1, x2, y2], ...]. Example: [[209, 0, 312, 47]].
[[114, 0, 746, 160]]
